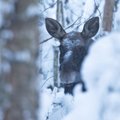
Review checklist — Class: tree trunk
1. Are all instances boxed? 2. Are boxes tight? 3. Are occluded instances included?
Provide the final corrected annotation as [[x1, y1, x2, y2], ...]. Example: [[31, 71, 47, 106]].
[[1, 0, 39, 120], [54, 0, 64, 87], [102, 0, 115, 32]]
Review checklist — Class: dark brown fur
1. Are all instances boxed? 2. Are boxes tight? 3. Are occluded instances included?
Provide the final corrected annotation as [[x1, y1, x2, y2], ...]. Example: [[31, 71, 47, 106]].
[[45, 17, 99, 94]]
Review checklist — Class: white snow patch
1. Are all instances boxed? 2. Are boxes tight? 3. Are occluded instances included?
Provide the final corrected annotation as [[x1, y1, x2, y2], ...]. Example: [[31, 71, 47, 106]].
[[0, 0, 15, 27], [40, 88, 54, 120], [81, 32, 120, 120], [0, 61, 11, 74], [0, 30, 13, 40], [3, 49, 31, 62], [63, 38, 81, 50], [26, 4, 40, 17], [82, 0, 95, 19], [82, 32, 120, 91], [63, 50, 72, 62]]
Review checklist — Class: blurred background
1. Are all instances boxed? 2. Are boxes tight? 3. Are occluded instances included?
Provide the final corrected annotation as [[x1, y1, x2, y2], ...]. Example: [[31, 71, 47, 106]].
[[0, 0, 120, 120], [0, 0, 39, 120]]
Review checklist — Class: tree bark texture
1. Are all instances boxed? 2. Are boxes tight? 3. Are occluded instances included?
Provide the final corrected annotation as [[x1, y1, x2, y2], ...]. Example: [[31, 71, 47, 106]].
[[102, 0, 115, 32], [0, 0, 39, 120]]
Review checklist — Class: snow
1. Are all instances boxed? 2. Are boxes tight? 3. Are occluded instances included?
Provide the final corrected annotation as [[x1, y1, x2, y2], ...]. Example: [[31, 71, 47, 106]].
[[0, 0, 15, 27], [38, 0, 120, 120], [82, 32, 120, 92], [39, 0, 104, 89], [0, 0, 118, 119], [63, 50, 72, 62], [114, 1, 120, 31], [82, 0, 95, 19], [63, 37, 81, 50], [1, 0, 119, 119], [40, 32, 120, 120], [3, 48, 31, 62], [62, 90, 100, 120], [26, 4, 40, 18], [81, 32, 120, 120], [40, 88, 54, 120], [0, 0, 15, 75], [0, 61, 11, 74], [40, 87, 73, 120], [0, 30, 13, 40]]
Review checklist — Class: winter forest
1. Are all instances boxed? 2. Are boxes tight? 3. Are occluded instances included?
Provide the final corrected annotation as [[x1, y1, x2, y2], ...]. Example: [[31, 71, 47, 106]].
[[0, 0, 120, 120]]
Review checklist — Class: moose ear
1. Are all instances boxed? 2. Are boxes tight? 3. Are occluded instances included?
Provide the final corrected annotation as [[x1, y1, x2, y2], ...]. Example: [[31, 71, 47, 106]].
[[81, 17, 99, 39], [45, 18, 66, 40]]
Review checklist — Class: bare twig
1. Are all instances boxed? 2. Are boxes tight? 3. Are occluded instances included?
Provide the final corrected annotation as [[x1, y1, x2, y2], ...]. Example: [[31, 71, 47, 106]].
[[40, 76, 54, 90], [39, 37, 53, 44], [40, 16, 82, 44], [94, 0, 102, 18], [65, 16, 82, 29], [40, 1, 57, 15], [75, 1, 102, 29], [40, 0, 102, 44]]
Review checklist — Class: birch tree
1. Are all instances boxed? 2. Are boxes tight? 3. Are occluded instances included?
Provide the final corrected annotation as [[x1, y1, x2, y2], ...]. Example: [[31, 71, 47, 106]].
[[53, 0, 64, 87]]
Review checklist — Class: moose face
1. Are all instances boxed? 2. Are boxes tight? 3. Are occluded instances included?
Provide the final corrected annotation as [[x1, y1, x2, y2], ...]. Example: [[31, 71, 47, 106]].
[[45, 17, 99, 93]]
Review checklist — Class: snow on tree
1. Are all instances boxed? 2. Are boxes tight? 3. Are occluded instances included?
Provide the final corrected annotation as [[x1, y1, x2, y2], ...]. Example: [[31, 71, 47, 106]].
[[39, 0, 120, 120], [63, 32, 120, 120]]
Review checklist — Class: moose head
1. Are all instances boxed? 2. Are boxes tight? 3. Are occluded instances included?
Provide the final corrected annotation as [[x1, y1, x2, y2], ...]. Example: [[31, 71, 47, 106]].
[[45, 17, 99, 94]]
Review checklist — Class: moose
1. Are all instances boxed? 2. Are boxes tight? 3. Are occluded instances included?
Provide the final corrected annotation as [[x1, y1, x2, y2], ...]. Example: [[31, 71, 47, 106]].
[[45, 17, 99, 94]]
